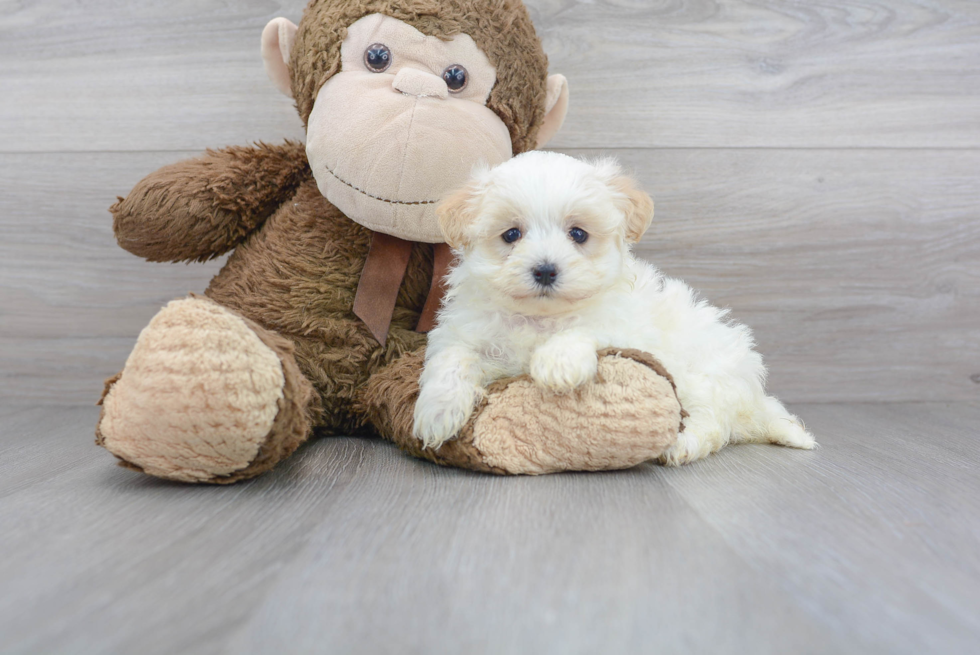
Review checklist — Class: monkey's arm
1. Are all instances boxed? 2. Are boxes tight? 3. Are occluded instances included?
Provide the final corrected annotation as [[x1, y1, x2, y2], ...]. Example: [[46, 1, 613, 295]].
[[111, 141, 310, 262]]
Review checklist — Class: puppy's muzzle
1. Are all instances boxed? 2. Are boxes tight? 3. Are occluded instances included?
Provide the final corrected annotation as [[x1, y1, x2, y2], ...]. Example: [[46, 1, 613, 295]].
[[532, 263, 558, 287]]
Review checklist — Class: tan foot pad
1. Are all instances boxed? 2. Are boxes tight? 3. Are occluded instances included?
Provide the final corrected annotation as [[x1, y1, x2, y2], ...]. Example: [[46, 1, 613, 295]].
[[463, 349, 683, 474], [362, 348, 683, 475], [96, 297, 286, 482]]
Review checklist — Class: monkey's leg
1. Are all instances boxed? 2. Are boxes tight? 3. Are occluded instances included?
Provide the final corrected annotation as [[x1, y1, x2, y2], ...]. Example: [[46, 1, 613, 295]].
[[358, 348, 684, 474], [96, 296, 319, 483]]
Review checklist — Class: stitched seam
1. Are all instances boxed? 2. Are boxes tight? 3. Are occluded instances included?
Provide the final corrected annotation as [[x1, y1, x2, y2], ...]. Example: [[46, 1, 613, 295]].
[[325, 165, 439, 206], [324, 98, 439, 207]]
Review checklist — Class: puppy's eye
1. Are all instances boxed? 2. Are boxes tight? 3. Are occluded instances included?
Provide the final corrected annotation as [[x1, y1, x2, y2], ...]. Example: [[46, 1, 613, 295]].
[[502, 228, 522, 244], [569, 227, 589, 244], [364, 44, 392, 72], [442, 65, 468, 93]]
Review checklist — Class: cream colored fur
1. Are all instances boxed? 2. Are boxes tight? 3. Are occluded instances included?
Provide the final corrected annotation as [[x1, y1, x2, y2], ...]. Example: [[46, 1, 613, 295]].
[[99, 297, 285, 482], [271, 13, 569, 243], [305, 14, 511, 243], [414, 151, 816, 464]]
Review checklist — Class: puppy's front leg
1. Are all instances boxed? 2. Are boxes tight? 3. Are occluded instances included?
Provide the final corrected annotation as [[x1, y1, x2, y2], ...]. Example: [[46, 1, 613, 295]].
[[413, 345, 485, 450], [530, 331, 599, 393]]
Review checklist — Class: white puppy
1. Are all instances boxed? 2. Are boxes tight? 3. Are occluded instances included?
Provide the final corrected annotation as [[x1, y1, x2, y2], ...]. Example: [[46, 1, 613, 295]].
[[413, 151, 815, 465]]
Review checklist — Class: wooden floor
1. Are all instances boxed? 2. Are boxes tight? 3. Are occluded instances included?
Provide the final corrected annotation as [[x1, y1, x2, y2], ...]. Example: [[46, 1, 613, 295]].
[[3, 0, 980, 405], [3, 1, 980, 652], [0, 402, 978, 654]]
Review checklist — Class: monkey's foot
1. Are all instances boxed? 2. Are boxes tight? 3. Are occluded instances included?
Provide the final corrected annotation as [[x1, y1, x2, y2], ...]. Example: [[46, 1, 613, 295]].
[[360, 348, 683, 474], [96, 296, 315, 483]]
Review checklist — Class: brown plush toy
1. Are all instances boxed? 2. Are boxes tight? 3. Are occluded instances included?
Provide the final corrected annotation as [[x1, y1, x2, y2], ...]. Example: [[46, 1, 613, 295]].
[[95, 0, 684, 483]]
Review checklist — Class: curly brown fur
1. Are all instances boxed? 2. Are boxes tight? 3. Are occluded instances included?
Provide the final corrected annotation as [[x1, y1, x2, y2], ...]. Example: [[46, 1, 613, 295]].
[[290, 0, 549, 154], [111, 141, 310, 262], [359, 347, 686, 475], [98, 2, 683, 482], [211, 314, 321, 483], [205, 177, 431, 434], [357, 349, 507, 473]]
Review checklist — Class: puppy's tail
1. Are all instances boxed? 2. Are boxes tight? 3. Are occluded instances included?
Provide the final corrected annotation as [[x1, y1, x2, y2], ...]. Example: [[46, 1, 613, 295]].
[[735, 395, 816, 450]]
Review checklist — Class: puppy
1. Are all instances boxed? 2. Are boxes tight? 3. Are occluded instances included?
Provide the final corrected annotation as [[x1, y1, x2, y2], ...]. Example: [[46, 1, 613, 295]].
[[413, 151, 815, 465]]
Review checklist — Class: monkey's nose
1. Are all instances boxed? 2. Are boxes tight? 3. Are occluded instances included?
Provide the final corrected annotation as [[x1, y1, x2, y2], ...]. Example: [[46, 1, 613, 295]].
[[532, 263, 558, 287], [392, 68, 448, 99]]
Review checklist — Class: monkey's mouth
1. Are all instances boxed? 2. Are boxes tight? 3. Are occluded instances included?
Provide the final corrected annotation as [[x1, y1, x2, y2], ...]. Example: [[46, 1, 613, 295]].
[[324, 166, 439, 206]]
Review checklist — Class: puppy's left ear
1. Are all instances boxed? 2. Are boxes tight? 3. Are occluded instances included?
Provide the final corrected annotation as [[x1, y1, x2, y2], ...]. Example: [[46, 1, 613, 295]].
[[437, 184, 478, 250], [611, 175, 654, 243]]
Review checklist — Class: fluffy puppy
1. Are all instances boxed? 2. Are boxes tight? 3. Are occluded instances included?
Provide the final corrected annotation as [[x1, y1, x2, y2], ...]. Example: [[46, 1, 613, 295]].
[[413, 151, 815, 465]]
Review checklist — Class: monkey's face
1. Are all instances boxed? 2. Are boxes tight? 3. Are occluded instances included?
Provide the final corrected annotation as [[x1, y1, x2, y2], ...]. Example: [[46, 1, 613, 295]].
[[304, 14, 513, 243]]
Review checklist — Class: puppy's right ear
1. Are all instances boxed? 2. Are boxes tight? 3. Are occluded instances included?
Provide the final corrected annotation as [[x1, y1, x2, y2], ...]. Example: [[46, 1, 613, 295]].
[[593, 158, 654, 243], [437, 184, 478, 250], [611, 175, 655, 244]]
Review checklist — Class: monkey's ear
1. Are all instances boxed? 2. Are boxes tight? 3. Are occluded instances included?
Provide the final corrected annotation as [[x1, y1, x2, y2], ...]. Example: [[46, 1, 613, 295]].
[[610, 174, 654, 244], [262, 18, 299, 97], [437, 185, 480, 250], [535, 75, 569, 149]]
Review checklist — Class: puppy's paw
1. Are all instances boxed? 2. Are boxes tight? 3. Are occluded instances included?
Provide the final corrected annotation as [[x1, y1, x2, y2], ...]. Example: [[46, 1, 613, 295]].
[[413, 384, 482, 450], [658, 432, 705, 467], [658, 418, 726, 466], [530, 350, 598, 394], [530, 336, 598, 394]]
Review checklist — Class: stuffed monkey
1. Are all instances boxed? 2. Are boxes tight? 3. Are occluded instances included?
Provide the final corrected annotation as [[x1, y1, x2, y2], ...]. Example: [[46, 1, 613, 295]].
[[96, 0, 683, 483]]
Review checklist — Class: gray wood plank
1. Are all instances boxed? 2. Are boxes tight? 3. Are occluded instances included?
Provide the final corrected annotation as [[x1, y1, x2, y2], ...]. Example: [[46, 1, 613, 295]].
[[3, 0, 980, 151], [0, 0, 308, 153], [3, 149, 978, 405], [0, 151, 225, 405], [536, 0, 980, 149], [226, 440, 835, 655], [4, 404, 975, 654], [229, 403, 980, 655], [0, 406, 370, 655], [662, 402, 980, 654]]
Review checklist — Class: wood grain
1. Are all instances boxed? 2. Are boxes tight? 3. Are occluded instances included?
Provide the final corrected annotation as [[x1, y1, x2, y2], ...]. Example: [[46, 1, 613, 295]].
[[1, 403, 977, 654], [2, 2, 978, 652], [533, 0, 980, 149], [662, 402, 980, 653], [0, 151, 225, 405], [0, 0, 309, 153], [2, 0, 980, 151], [0, 407, 370, 655], [3, 149, 977, 404]]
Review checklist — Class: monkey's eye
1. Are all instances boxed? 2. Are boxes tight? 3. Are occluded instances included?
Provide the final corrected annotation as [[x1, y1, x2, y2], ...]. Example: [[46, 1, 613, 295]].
[[442, 65, 468, 93], [569, 227, 589, 244], [502, 228, 522, 244], [364, 44, 392, 72]]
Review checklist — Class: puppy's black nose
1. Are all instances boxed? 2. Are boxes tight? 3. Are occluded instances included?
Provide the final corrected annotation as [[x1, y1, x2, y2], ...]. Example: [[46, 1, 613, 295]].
[[532, 263, 558, 287]]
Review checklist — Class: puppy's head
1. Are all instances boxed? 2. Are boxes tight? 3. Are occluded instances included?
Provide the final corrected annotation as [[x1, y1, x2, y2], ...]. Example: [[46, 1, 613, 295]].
[[437, 151, 653, 315]]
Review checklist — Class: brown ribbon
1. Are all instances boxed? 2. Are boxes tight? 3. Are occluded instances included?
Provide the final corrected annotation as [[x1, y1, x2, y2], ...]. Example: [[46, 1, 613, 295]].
[[353, 232, 453, 346], [416, 242, 452, 334]]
